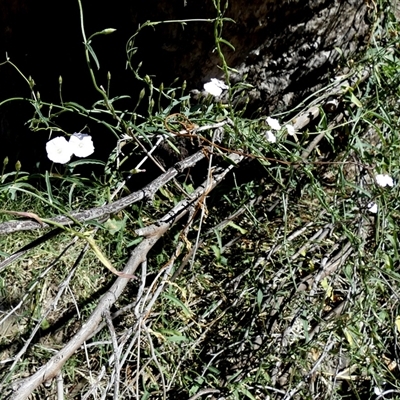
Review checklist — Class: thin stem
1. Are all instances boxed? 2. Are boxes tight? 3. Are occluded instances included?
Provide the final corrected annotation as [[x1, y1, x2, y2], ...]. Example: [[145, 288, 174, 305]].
[[76, 0, 118, 121]]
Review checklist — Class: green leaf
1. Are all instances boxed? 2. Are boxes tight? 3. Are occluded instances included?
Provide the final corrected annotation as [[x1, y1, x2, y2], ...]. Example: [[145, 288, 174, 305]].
[[165, 334, 189, 343], [211, 244, 221, 259], [84, 235, 136, 279], [41, 318, 50, 330], [334, 46, 344, 57], [126, 237, 144, 247], [221, 154, 240, 167], [165, 138, 181, 155], [183, 183, 195, 194], [163, 293, 192, 318], [45, 170, 54, 205], [237, 387, 256, 400], [159, 186, 174, 200], [219, 38, 235, 51], [86, 43, 100, 70], [68, 159, 106, 168], [64, 102, 89, 113], [221, 17, 236, 23], [227, 221, 247, 234], [104, 217, 126, 234], [350, 92, 362, 108], [0, 171, 28, 184], [257, 289, 263, 309]]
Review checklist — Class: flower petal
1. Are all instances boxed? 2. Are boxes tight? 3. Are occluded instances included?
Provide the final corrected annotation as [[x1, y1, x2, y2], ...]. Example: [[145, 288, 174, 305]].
[[46, 137, 73, 164], [210, 78, 228, 89], [286, 124, 296, 136], [69, 133, 95, 158], [367, 202, 378, 214], [375, 174, 394, 187], [266, 117, 281, 130], [264, 130, 276, 143], [203, 81, 223, 97]]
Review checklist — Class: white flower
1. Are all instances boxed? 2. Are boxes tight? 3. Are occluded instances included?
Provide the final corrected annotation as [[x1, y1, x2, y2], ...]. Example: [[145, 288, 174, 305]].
[[367, 202, 378, 214], [286, 124, 296, 136], [264, 130, 276, 143], [46, 137, 73, 164], [266, 117, 281, 131], [69, 133, 95, 158], [203, 78, 228, 97], [375, 174, 394, 188]]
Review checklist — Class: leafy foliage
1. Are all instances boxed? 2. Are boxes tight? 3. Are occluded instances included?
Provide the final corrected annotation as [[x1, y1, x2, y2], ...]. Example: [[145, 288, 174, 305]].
[[1, 0, 400, 399]]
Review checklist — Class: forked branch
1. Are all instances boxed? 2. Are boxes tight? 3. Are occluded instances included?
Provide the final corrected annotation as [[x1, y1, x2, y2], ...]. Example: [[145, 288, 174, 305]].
[[6, 152, 243, 400]]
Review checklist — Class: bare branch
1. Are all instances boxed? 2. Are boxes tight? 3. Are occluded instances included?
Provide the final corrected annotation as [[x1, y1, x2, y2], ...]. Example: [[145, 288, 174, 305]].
[[0, 149, 207, 235], [7, 152, 243, 399]]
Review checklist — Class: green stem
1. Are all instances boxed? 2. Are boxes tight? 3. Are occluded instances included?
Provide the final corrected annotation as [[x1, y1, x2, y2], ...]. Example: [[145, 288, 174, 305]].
[[212, 0, 237, 128], [76, 0, 118, 121]]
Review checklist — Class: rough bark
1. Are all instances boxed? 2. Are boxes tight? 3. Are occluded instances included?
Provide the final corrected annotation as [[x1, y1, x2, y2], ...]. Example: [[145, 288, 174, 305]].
[[0, 0, 370, 106]]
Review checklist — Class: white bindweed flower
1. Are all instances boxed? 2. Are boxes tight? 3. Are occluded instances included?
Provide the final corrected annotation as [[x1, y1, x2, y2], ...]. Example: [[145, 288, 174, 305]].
[[266, 117, 281, 131], [367, 202, 378, 214], [69, 133, 95, 158], [286, 124, 296, 136], [264, 130, 276, 143], [46, 136, 73, 164], [203, 78, 229, 97], [375, 174, 394, 188]]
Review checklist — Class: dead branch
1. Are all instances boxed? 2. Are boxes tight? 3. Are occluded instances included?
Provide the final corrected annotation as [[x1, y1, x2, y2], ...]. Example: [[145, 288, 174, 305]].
[[0, 149, 207, 235], [6, 152, 243, 400]]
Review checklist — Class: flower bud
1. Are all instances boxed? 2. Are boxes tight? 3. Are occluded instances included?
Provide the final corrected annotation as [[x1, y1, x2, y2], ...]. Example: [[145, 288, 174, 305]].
[[59, 75, 63, 85], [28, 76, 35, 89], [3, 156, 9, 167], [149, 99, 154, 112], [101, 28, 116, 35], [15, 161, 21, 172]]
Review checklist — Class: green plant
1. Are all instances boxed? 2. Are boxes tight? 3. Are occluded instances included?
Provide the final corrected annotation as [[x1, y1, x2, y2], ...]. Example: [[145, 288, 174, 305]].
[[1, 1, 400, 399]]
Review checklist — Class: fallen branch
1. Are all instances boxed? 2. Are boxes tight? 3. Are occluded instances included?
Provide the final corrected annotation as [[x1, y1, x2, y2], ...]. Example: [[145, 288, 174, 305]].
[[6, 152, 243, 400], [0, 149, 207, 235]]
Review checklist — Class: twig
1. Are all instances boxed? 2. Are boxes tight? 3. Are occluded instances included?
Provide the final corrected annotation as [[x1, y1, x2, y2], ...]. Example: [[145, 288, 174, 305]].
[[0, 237, 81, 388], [104, 309, 120, 400], [56, 372, 63, 400], [7, 228, 166, 399], [143, 325, 167, 400]]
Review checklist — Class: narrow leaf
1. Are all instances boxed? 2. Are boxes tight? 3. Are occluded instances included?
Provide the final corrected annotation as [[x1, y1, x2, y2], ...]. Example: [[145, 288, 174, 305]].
[[85, 236, 137, 279], [0, 209, 44, 226], [227, 221, 247, 234], [86, 44, 100, 70], [219, 38, 235, 51], [350, 92, 362, 108], [163, 293, 192, 317]]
